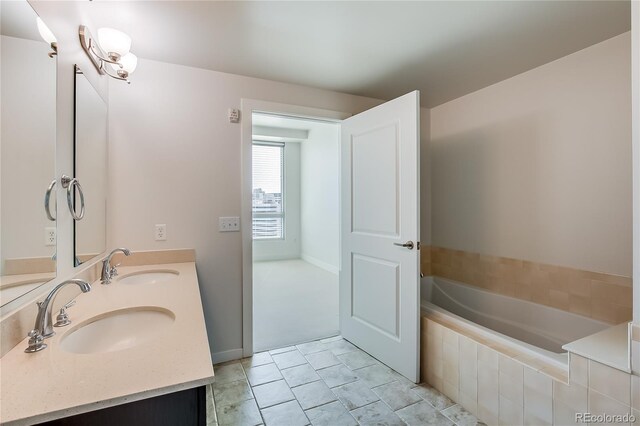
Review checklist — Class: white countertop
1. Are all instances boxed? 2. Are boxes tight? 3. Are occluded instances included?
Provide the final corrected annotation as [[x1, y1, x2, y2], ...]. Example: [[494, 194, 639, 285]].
[[0, 262, 214, 425], [562, 322, 630, 373]]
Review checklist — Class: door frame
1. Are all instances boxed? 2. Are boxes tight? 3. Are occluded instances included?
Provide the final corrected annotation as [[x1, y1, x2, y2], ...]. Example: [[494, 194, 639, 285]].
[[240, 99, 350, 357]]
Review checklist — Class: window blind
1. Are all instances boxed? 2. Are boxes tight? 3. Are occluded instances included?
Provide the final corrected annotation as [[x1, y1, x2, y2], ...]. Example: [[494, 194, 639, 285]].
[[252, 142, 284, 239]]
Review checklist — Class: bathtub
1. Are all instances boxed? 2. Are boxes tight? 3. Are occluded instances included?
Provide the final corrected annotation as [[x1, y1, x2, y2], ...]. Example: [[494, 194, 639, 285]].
[[421, 277, 610, 368]]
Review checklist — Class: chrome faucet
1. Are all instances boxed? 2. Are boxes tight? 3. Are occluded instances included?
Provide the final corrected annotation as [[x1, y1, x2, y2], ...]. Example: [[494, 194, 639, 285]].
[[101, 247, 131, 284], [25, 279, 91, 353]]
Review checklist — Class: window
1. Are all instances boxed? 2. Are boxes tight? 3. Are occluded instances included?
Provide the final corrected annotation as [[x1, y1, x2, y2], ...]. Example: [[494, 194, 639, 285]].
[[252, 142, 284, 239]]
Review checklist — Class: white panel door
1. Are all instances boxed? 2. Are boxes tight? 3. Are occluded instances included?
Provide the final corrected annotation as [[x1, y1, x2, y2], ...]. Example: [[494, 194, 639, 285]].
[[340, 91, 420, 382]]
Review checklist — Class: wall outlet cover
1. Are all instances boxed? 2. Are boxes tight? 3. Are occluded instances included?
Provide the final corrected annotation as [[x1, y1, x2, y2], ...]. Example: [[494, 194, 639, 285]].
[[45, 227, 56, 246], [155, 224, 167, 241]]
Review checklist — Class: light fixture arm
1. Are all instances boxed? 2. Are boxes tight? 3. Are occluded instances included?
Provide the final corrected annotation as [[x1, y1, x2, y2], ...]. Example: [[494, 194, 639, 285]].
[[78, 25, 134, 84], [87, 37, 122, 66]]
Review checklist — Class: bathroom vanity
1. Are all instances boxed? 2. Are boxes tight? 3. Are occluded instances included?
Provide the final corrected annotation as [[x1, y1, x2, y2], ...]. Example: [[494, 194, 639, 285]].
[[0, 252, 214, 425]]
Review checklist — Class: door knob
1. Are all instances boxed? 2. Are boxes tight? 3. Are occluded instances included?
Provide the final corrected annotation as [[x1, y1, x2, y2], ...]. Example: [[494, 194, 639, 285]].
[[393, 241, 414, 250]]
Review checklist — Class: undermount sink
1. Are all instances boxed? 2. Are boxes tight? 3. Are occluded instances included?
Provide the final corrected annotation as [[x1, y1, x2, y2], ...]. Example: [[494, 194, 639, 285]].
[[117, 270, 179, 285], [60, 307, 175, 354]]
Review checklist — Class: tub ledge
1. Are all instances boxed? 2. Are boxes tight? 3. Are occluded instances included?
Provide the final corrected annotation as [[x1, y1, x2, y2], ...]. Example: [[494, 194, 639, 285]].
[[562, 322, 630, 373]]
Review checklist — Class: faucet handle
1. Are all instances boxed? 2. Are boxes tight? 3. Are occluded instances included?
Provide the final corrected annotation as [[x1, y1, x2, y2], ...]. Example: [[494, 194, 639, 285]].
[[54, 300, 76, 327], [24, 329, 47, 353], [111, 263, 122, 277]]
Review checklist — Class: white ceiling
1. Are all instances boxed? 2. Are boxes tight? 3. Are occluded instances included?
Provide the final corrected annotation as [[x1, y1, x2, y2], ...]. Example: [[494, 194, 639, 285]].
[[32, 1, 630, 107]]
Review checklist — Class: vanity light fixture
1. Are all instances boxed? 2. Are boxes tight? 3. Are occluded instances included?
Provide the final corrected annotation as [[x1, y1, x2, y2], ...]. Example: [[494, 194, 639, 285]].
[[36, 17, 57, 58], [79, 25, 137, 83]]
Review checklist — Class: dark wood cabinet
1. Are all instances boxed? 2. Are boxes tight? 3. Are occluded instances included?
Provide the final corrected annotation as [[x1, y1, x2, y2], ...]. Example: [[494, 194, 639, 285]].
[[39, 386, 206, 426]]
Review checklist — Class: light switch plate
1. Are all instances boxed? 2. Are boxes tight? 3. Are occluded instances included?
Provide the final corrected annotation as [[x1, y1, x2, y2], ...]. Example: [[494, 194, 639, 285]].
[[219, 217, 240, 232]]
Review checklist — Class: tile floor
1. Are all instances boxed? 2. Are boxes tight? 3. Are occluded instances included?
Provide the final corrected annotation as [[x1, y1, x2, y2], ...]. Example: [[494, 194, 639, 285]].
[[207, 335, 482, 426]]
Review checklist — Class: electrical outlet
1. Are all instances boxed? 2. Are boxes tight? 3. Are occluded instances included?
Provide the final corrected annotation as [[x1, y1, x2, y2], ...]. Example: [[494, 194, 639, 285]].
[[155, 224, 167, 241], [45, 227, 56, 246], [219, 217, 240, 232]]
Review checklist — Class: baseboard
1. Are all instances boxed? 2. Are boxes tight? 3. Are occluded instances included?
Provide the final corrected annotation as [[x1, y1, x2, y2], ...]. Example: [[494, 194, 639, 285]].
[[301, 254, 339, 274], [212, 348, 244, 364]]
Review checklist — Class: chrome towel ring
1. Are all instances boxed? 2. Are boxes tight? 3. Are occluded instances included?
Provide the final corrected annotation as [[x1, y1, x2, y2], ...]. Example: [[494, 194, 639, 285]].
[[44, 179, 56, 221], [61, 175, 85, 221]]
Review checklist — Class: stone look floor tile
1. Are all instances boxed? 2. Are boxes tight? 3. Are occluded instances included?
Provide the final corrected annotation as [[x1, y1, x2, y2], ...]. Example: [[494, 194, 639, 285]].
[[412, 383, 456, 410], [354, 364, 399, 388], [305, 401, 358, 426], [281, 363, 322, 388], [338, 350, 378, 370], [373, 380, 422, 411], [316, 364, 359, 388], [396, 401, 454, 426], [206, 384, 218, 425], [245, 363, 283, 386], [213, 362, 246, 385], [216, 398, 263, 426], [253, 379, 295, 409], [291, 380, 337, 410], [306, 350, 342, 370], [297, 341, 327, 355], [242, 351, 274, 369], [350, 400, 406, 426], [214, 338, 479, 426], [323, 339, 358, 356], [441, 404, 478, 426], [272, 350, 308, 370], [332, 380, 380, 410], [261, 400, 309, 426], [212, 379, 254, 409]]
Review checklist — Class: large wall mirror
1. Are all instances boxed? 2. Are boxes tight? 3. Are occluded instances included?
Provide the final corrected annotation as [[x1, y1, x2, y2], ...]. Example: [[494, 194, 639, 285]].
[[0, 1, 57, 307], [74, 66, 107, 266]]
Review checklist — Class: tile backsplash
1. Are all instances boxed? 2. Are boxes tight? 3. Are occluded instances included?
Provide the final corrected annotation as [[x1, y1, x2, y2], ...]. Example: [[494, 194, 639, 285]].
[[422, 246, 631, 324]]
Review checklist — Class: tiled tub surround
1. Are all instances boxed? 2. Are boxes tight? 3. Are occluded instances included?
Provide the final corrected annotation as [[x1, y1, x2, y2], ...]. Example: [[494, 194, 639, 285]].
[[212, 335, 480, 426], [422, 316, 640, 425], [0, 258, 214, 425], [422, 246, 632, 325], [422, 277, 609, 367]]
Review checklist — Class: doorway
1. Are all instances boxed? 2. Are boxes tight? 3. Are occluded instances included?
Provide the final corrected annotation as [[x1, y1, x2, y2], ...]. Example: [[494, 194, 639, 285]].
[[251, 112, 341, 351], [241, 93, 421, 382]]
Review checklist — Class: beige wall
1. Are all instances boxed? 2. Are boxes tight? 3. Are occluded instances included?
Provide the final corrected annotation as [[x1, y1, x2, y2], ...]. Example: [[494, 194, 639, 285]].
[[430, 32, 632, 277], [108, 59, 431, 360]]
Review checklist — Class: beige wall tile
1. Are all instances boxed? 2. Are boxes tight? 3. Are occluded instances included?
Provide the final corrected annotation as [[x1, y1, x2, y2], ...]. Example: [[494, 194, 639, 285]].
[[479, 367, 500, 416], [427, 246, 632, 324], [569, 354, 589, 387], [443, 379, 459, 403], [553, 400, 581, 425], [478, 404, 499, 426], [633, 341, 640, 376], [524, 367, 552, 395], [460, 391, 478, 417], [553, 381, 587, 412], [498, 355, 524, 405], [478, 345, 499, 370], [524, 368, 552, 424], [589, 360, 631, 406], [499, 395, 524, 426], [632, 375, 640, 410], [459, 336, 478, 377], [588, 388, 633, 418]]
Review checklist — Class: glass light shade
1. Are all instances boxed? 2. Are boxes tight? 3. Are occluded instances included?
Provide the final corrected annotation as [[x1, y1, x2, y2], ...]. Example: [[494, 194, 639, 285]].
[[97, 27, 131, 57], [36, 17, 56, 44], [111, 53, 138, 74]]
